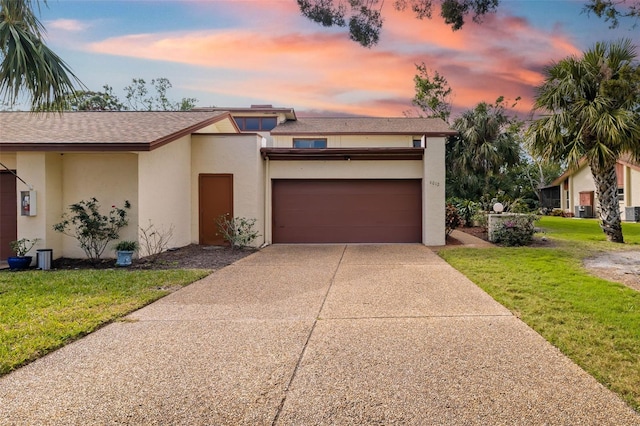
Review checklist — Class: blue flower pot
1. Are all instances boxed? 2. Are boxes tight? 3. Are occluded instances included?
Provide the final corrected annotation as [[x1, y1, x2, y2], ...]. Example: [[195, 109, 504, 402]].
[[116, 250, 134, 267], [7, 256, 32, 271]]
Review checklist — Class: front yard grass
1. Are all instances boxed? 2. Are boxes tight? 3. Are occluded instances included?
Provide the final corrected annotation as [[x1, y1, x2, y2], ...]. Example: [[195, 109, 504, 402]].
[[440, 216, 640, 411], [0, 269, 209, 375]]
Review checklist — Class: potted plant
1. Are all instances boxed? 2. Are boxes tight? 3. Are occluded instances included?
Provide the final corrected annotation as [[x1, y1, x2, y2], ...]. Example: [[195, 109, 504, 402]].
[[114, 240, 138, 267], [8, 238, 39, 270]]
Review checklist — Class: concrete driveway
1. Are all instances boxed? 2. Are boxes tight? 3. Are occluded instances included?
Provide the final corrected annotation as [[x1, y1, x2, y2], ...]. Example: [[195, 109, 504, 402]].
[[1, 244, 639, 425]]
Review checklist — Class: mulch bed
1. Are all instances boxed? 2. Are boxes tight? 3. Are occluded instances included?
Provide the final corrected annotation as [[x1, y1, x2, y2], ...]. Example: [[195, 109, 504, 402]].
[[51, 244, 256, 271], [457, 226, 489, 241]]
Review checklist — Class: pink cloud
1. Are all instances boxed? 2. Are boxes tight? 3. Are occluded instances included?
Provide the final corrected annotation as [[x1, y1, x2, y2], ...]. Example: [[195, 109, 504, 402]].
[[82, 2, 581, 118], [47, 19, 88, 32]]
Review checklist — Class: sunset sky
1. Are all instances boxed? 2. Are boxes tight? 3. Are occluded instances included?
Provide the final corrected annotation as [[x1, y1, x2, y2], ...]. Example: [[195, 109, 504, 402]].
[[37, 0, 640, 118]]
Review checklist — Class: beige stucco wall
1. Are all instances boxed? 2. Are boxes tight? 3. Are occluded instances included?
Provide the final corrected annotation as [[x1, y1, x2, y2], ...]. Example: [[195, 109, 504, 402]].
[[0, 153, 16, 169], [138, 135, 192, 253], [60, 153, 138, 258], [629, 167, 640, 208], [194, 117, 238, 134], [191, 134, 265, 247], [273, 134, 416, 148], [570, 164, 597, 215], [14, 153, 51, 259]]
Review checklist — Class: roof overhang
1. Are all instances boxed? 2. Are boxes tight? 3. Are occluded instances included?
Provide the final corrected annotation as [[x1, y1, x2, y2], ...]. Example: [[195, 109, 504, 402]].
[[260, 147, 424, 161]]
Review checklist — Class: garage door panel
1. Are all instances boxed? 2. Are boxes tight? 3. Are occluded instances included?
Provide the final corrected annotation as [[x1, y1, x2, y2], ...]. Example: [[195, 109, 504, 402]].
[[272, 179, 422, 243]]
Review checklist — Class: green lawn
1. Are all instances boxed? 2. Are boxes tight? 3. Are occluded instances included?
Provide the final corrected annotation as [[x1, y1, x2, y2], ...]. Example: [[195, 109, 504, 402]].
[[0, 269, 209, 375], [440, 216, 640, 410]]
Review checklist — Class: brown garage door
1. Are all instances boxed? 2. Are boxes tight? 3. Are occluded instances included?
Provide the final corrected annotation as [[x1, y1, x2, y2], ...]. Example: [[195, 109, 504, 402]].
[[0, 171, 17, 258], [272, 179, 422, 243]]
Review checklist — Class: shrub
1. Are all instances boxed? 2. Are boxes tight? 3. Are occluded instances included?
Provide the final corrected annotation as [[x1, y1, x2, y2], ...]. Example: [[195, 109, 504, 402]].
[[472, 210, 488, 230], [492, 214, 538, 246], [451, 198, 479, 227], [216, 214, 260, 251], [53, 198, 131, 261], [139, 221, 174, 260], [445, 203, 462, 236], [114, 240, 138, 252], [9, 238, 39, 257]]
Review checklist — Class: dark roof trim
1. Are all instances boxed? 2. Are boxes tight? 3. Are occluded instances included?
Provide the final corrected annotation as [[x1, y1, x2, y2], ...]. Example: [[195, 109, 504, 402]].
[[0, 143, 151, 152], [260, 147, 424, 161], [271, 131, 456, 137]]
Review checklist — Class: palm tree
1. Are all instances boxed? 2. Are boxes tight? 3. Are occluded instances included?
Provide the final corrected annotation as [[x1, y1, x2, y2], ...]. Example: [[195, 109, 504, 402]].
[[448, 98, 522, 199], [528, 39, 640, 243], [0, 0, 81, 110]]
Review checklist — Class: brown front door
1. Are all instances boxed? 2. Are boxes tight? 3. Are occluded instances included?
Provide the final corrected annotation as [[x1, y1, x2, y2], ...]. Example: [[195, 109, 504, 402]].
[[0, 171, 17, 258], [199, 174, 233, 245], [272, 179, 422, 243]]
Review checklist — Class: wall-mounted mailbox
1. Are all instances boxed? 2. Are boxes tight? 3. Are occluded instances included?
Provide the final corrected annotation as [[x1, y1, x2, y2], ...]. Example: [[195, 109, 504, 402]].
[[20, 190, 36, 216]]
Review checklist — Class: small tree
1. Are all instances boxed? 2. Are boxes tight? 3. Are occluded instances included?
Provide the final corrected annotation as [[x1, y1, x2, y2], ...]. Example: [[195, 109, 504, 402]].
[[53, 198, 131, 261]]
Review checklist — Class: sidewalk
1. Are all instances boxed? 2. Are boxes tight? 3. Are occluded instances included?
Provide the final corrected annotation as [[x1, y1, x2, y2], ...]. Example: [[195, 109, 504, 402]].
[[1, 244, 638, 425]]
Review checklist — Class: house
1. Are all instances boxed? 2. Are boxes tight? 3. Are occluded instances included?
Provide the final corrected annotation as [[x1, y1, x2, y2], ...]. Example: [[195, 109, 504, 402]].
[[0, 107, 455, 261], [548, 154, 640, 221]]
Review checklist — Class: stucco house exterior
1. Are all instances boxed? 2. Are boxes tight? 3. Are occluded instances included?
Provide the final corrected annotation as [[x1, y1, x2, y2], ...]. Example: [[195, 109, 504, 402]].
[[0, 107, 454, 261], [548, 155, 640, 221]]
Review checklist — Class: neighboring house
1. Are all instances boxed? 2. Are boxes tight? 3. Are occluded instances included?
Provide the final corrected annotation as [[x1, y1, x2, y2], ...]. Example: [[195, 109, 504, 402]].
[[0, 107, 454, 261], [548, 155, 640, 221]]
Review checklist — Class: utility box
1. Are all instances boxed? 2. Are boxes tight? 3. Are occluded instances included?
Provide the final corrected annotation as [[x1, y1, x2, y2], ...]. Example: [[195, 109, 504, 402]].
[[575, 205, 593, 218], [20, 190, 36, 216], [625, 206, 640, 222]]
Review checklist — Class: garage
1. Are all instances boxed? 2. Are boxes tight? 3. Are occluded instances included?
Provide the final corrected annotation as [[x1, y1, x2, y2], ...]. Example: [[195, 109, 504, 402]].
[[272, 179, 422, 243]]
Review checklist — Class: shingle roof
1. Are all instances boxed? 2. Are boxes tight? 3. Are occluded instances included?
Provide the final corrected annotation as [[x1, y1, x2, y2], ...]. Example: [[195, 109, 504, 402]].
[[270, 117, 456, 136], [0, 111, 233, 151]]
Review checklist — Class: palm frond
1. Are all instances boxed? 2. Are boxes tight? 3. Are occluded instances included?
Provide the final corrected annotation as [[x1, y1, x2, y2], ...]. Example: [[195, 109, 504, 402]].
[[0, 0, 82, 110]]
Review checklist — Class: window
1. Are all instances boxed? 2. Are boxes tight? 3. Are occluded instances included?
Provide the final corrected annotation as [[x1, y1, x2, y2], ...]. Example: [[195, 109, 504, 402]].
[[618, 187, 624, 201], [233, 117, 278, 131], [245, 117, 260, 131], [412, 139, 422, 148], [293, 138, 327, 148]]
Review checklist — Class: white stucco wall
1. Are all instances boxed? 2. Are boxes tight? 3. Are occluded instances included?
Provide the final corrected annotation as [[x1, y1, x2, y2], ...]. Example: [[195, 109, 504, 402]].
[[423, 137, 446, 245], [138, 135, 192, 252], [191, 134, 265, 246]]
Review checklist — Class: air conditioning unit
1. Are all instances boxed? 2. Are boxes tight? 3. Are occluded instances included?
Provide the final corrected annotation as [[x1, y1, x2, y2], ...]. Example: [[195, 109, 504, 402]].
[[625, 206, 640, 222], [575, 205, 593, 218]]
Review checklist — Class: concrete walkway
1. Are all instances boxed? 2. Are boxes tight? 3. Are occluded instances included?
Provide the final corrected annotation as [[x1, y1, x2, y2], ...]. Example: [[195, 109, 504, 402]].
[[1, 245, 639, 425]]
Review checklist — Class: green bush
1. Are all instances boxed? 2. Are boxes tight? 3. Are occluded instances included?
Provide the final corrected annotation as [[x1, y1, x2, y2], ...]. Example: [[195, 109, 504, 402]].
[[53, 198, 131, 261], [216, 214, 260, 251], [450, 198, 479, 226], [493, 214, 537, 246]]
